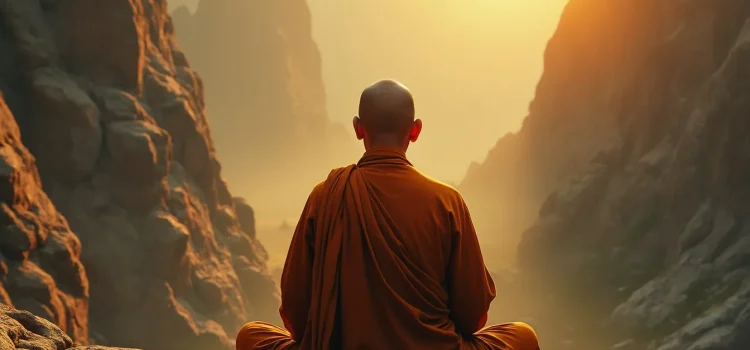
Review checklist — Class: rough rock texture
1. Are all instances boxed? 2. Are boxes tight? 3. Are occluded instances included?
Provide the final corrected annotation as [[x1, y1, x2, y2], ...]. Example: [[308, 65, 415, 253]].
[[171, 0, 359, 213], [468, 1, 750, 349], [0, 304, 136, 350], [0, 93, 90, 344], [0, 0, 278, 349]]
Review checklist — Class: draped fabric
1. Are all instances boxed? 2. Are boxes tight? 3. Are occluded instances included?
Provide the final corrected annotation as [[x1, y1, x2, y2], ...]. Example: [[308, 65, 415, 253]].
[[237, 147, 539, 350]]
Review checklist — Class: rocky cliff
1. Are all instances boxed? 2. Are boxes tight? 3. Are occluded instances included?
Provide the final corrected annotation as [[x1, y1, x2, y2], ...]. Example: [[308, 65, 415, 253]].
[[0, 91, 90, 345], [171, 0, 358, 218], [0, 1, 278, 349], [469, 1, 750, 349]]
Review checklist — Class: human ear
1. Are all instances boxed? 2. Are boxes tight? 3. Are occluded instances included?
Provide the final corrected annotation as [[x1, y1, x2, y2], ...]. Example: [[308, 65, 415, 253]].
[[408, 119, 422, 142], [353, 116, 365, 140]]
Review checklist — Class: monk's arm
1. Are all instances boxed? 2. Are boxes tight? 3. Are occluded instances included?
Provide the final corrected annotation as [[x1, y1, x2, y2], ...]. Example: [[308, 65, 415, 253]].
[[279, 195, 315, 341], [447, 196, 496, 335]]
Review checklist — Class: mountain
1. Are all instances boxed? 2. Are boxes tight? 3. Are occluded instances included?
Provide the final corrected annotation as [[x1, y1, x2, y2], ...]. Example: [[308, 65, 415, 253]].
[[0, 0, 278, 349], [171, 0, 359, 219], [466, 1, 750, 349]]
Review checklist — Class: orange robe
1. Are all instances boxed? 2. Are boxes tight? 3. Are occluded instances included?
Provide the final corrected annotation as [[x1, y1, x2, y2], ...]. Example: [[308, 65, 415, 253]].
[[237, 148, 539, 350]]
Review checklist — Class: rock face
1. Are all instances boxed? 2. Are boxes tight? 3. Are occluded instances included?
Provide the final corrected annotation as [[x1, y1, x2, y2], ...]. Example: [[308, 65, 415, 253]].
[[0, 0, 278, 349], [467, 1, 750, 349], [0, 92, 90, 344], [171, 0, 359, 215]]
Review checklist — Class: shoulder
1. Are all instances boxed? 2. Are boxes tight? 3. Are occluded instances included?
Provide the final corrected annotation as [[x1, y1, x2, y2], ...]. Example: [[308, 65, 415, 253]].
[[413, 168, 465, 204], [309, 180, 326, 201], [411, 171, 473, 233], [327, 165, 354, 180], [308, 165, 356, 204]]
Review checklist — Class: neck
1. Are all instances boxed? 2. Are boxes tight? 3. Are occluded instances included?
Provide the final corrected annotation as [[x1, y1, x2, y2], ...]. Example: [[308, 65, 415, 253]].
[[364, 135, 408, 152]]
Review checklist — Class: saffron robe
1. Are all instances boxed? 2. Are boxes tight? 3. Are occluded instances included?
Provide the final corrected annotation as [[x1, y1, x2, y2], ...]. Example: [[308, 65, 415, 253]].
[[237, 148, 540, 350]]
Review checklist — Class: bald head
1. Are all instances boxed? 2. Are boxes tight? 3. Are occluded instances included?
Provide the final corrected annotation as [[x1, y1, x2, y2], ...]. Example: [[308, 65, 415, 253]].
[[357, 80, 416, 138]]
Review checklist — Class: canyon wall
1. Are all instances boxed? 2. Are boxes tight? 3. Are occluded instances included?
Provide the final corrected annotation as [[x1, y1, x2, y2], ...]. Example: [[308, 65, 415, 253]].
[[0, 0, 278, 349], [467, 1, 750, 349]]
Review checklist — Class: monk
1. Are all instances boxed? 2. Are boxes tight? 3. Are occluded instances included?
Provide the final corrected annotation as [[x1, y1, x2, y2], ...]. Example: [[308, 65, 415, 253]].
[[237, 80, 540, 350]]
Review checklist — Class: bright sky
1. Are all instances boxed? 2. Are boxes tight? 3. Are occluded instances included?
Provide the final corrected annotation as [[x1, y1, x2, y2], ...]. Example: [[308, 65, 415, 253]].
[[306, 0, 567, 183]]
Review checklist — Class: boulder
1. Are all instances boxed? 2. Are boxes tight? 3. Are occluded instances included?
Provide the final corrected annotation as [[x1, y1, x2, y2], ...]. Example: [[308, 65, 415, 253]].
[[0, 303, 139, 350]]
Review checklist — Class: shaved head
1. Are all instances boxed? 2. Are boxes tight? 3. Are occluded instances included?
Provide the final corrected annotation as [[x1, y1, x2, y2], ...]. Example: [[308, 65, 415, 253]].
[[357, 79, 415, 138]]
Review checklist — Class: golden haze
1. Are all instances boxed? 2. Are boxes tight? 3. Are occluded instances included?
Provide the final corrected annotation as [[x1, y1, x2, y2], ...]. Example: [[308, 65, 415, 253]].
[[167, 0, 567, 271], [271, 0, 567, 271], [307, 0, 567, 183]]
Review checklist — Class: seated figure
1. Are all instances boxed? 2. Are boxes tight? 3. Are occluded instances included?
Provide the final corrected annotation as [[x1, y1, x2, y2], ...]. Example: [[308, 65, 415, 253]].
[[237, 80, 540, 350]]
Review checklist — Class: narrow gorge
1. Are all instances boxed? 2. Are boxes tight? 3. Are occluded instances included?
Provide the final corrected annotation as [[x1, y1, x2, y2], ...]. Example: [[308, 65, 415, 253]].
[[2, 0, 750, 349]]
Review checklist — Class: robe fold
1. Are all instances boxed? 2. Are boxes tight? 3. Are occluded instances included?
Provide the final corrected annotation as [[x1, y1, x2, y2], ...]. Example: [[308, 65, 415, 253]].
[[237, 148, 540, 350]]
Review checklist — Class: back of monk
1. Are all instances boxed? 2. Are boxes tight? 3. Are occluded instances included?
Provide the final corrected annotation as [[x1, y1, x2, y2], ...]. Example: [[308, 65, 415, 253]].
[[237, 147, 540, 350]]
